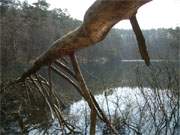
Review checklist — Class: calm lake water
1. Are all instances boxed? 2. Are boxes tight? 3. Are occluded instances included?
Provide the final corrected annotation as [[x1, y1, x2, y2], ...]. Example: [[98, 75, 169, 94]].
[[28, 60, 179, 134], [69, 87, 180, 135], [29, 86, 179, 135], [2, 61, 179, 135]]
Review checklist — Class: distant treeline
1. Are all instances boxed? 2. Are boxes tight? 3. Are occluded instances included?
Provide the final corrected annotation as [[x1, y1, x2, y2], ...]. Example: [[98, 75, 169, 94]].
[[1, 0, 179, 80]]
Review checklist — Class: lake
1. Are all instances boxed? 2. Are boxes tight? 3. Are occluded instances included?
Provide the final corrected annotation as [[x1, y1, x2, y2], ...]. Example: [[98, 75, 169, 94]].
[[1, 61, 179, 134], [29, 87, 180, 135]]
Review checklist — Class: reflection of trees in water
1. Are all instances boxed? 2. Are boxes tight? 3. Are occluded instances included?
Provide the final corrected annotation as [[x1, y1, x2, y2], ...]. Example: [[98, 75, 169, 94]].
[[69, 62, 179, 134], [81, 61, 179, 93], [1, 61, 179, 134], [0, 76, 68, 134], [1, 81, 51, 134]]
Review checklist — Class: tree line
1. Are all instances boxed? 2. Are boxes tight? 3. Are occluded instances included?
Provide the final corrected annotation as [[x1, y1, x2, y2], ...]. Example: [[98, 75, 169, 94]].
[[0, 0, 179, 81]]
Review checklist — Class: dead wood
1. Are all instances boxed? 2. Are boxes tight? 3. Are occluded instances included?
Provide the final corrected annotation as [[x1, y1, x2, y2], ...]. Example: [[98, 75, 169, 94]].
[[2, 1, 152, 134], [16, 0, 151, 81], [130, 14, 150, 66]]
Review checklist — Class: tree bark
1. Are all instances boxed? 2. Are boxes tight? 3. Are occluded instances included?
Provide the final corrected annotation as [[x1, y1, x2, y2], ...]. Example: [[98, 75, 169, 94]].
[[4, 1, 153, 134], [17, 0, 151, 81]]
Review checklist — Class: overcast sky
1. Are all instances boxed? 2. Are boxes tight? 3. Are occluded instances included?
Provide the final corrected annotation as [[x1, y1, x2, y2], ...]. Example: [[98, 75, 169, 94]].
[[27, 0, 180, 29]]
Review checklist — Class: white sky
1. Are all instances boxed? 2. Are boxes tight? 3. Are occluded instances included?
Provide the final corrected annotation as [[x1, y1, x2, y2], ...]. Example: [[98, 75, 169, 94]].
[[27, 0, 180, 29]]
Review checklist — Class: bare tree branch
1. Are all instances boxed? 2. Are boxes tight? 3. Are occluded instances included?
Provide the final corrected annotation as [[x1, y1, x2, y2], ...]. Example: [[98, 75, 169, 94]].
[[15, 0, 151, 81], [130, 14, 150, 66]]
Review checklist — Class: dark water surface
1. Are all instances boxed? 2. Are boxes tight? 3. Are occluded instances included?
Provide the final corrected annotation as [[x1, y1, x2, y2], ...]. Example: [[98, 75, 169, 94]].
[[1, 60, 179, 134]]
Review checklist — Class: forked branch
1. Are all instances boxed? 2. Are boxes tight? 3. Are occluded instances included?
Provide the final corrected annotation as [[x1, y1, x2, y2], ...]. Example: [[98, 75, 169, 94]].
[[2, 0, 152, 134], [13, 0, 151, 82]]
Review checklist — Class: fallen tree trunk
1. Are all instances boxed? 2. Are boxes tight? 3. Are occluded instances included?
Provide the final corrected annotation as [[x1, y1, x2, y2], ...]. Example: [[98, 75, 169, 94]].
[[18, 0, 151, 81], [2, 1, 153, 134]]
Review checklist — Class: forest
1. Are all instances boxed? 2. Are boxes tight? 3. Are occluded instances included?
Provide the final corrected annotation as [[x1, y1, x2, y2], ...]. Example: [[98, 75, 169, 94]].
[[0, 0, 179, 135], [1, 0, 179, 81]]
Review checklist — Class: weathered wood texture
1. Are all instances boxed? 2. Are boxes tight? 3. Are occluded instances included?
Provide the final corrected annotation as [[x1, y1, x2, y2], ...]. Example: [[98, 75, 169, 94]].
[[19, 0, 151, 81]]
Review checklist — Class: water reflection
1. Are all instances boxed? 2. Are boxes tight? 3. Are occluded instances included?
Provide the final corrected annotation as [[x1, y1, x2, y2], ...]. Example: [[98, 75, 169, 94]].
[[69, 87, 180, 135], [1, 61, 179, 134]]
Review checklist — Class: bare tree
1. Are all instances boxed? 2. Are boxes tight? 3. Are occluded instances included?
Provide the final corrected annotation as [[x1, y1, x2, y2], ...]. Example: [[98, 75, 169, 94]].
[[1, 0, 152, 134]]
